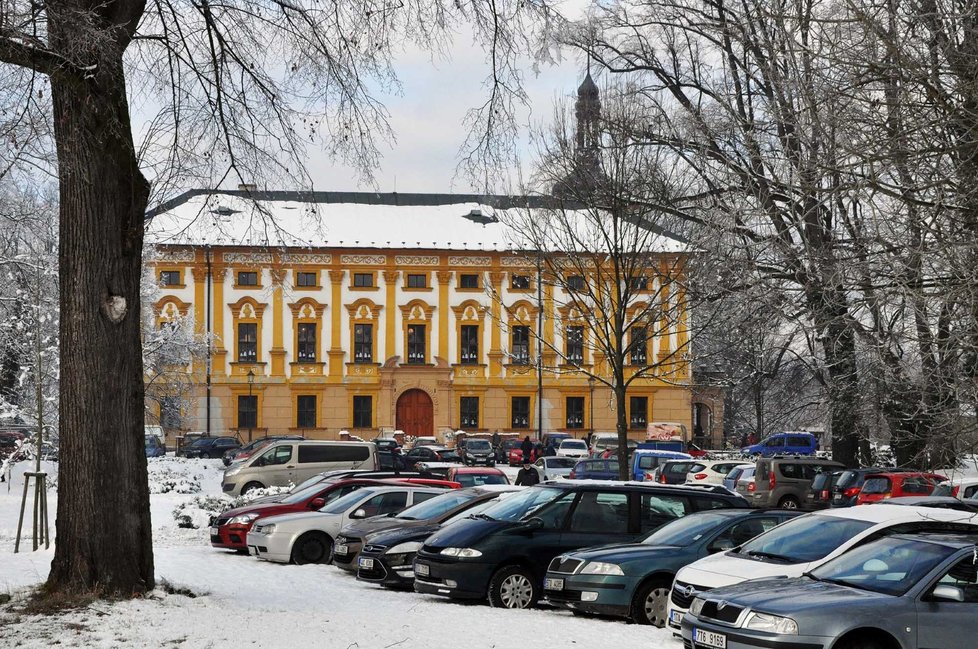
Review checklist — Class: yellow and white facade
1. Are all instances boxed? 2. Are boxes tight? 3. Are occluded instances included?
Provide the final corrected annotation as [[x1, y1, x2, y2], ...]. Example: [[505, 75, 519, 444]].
[[145, 190, 692, 441]]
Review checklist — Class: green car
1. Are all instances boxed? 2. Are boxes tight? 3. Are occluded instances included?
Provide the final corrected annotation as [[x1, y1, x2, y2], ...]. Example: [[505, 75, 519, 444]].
[[543, 508, 800, 626]]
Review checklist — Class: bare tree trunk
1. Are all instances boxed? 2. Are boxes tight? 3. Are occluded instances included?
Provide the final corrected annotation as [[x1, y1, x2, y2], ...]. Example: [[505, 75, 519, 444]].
[[46, 27, 153, 594]]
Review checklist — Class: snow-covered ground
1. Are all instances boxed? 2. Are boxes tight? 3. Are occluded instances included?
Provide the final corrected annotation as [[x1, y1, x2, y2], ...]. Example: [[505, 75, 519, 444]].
[[0, 458, 681, 648]]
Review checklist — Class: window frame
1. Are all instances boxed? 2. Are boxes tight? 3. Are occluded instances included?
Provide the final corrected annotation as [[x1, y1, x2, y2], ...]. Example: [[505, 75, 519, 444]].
[[629, 396, 648, 430], [406, 273, 428, 289], [630, 326, 648, 366], [296, 395, 317, 428], [565, 396, 585, 429], [295, 270, 318, 288], [511, 396, 531, 429], [159, 270, 182, 287], [565, 325, 584, 365], [460, 324, 480, 365], [238, 394, 258, 429], [236, 270, 259, 287], [352, 395, 373, 428], [237, 322, 258, 363], [511, 325, 530, 365], [460, 396, 480, 429], [510, 274, 531, 291], [352, 272, 375, 288], [296, 322, 317, 363], [353, 323, 374, 364], [407, 324, 427, 364], [459, 273, 481, 290]]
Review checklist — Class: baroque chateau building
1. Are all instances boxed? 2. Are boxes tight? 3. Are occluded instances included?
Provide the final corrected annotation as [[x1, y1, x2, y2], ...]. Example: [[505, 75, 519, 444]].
[[143, 76, 706, 443]]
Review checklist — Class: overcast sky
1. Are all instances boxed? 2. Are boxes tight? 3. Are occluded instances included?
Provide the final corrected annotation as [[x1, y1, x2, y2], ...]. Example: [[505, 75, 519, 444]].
[[305, 36, 587, 195]]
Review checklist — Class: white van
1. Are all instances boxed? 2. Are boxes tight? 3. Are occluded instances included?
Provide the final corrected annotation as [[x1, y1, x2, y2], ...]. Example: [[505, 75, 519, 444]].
[[221, 440, 378, 496]]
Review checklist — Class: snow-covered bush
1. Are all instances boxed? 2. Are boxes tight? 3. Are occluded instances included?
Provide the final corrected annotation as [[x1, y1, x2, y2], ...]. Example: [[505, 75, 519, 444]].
[[172, 495, 233, 529], [148, 462, 203, 494]]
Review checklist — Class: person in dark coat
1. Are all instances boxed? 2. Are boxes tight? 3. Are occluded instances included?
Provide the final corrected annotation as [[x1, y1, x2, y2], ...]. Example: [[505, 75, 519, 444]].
[[544, 440, 557, 457], [515, 462, 540, 486], [520, 435, 533, 463]]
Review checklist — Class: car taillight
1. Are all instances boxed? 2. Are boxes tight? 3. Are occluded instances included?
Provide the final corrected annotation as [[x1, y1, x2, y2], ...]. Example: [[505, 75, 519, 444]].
[[659, 473, 667, 484], [693, 473, 708, 481], [820, 490, 829, 499], [747, 481, 756, 492], [843, 487, 861, 498], [644, 472, 654, 481], [569, 470, 576, 479], [953, 486, 960, 497]]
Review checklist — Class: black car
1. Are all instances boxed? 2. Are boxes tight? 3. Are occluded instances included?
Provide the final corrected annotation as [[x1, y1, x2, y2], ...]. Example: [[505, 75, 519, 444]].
[[371, 438, 400, 452], [805, 470, 842, 510], [402, 445, 460, 470], [461, 439, 495, 466], [334, 485, 519, 572], [181, 436, 241, 459], [831, 466, 916, 507], [495, 439, 521, 463], [413, 482, 749, 609]]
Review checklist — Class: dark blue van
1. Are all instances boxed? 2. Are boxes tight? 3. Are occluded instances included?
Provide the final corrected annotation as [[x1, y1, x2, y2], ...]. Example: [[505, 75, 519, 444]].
[[742, 431, 818, 457]]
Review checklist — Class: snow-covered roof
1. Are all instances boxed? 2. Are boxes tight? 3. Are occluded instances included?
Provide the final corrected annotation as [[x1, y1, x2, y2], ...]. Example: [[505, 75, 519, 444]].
[[144, 190, 688, 253]]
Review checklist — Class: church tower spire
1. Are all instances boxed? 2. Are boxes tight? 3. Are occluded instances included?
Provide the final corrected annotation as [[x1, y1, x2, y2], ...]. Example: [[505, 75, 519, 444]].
[[553, 67, 605, 198]]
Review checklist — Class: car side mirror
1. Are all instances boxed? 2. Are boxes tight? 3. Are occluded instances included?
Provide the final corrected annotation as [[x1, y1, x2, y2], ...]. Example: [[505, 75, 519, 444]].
[[708, 538, 736, 553], [932, 585, 965, 602], [308, 498, 325, 510], [522, 517, 544, 531], [350, 508, 367, 519]]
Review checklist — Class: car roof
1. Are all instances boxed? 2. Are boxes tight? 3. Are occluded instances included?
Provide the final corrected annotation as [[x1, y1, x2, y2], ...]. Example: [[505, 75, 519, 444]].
[[814, 503, 978, 525], [452, 466, 505, 474], [633, 450, 691, 458], [887, 531, 978, 549], [540, 479, 742, 496]]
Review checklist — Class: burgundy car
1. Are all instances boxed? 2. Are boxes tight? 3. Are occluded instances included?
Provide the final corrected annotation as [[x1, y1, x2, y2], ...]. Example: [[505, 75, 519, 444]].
[[210, 477, 458, 552]]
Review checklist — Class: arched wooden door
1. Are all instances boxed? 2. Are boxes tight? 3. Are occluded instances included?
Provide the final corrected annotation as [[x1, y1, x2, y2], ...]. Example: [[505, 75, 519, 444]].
[[396, 389, 433, 438]]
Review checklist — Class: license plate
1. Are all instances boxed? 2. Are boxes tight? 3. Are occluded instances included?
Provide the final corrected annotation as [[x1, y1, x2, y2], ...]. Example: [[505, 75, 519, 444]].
[[209, 526, 219, 536], [670, 610, 684, 626], [359, 557, 374, 569], [544, 577, 564, 591], [415, 562, 429, 577], [693, 628, 726, 649], [334, 544, 348, 555]]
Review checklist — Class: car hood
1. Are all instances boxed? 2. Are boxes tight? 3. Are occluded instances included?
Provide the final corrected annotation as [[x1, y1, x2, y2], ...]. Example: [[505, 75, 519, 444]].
[[221, 501, 300, 519], [678, 551, 810, 587], [702, 577, 883, 613], [365, 523, 441, 548], [257, 510, 337, 528], [565, 543, 681, 565], [423, 517, 517, 548], [342, 515, 430, 538]]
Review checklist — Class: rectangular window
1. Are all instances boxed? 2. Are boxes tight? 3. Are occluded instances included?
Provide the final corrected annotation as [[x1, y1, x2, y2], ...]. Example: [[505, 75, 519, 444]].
[[630, 276, 648, 291], [353, 273, 374, 288], [407, 324, 426, 364], [566, 326, 584, 365], [511, 274, 530, 290], [296, 271, 317, 287], [569, 491, 628, 533], [296, 395, 317, 428], [238, 323, 257, 362], [630, 327, 647, 365], [237, 271, 258, 286], [297, 323, 317, 362], [238, 395, 257, 429], [460, 325, 479, 364], [460, 397, 479, 429], [407, 273, 427, 288], [630, 396, 648, 430], [566, 397, 585, 429], [159, 270, 180, 286], [512, 326, 530, 365], [298, 444, 370, 463], [567, 275, 585, 292], [459, 274, 479, 289], [353, 395, 372, 428], [354, 323, 373, 363], [511, 396, 530, 429]]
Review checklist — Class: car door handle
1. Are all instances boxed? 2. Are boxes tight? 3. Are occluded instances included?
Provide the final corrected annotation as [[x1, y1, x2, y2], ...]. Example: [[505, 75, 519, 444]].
[[287, 465, 296, 468]]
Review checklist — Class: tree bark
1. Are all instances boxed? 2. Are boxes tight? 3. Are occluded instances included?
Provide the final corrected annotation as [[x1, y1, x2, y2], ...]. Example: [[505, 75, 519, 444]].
[[45, 14, 153, 594]]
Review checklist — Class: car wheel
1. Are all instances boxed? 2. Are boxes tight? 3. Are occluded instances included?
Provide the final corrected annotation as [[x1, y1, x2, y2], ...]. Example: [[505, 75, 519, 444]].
[[778, 496, 800, 510], [488, 566, 538, 609], [291, 532, 333, 565], [631, 578, 671, 626], [240, 481, 264, 496]]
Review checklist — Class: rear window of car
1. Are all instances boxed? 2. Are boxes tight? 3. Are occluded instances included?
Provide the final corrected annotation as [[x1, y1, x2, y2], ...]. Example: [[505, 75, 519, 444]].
[[547, 457, 578, 468], [810, 473, 832, 491], [738, 515, 875, 563], [932, 482, 953, 497], [297, 444, 370, 463], [900, 477, 937, 495], [861, 477, 892, 494], [456, 474, 508, 487]]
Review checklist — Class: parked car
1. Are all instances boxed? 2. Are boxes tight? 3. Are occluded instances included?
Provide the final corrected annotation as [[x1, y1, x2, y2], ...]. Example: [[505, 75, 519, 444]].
[[632, 450, 692, 481], [145, 434, 166, 458], [884, 496, 978, 512], [223, 435, 305, 466], [747, 457, 846, 509], [532, 456, 577, 481], [597, 439, 640, 460], [654, 459, 704, 485], [333, 485, 520, 572], [666, 503, 978, 632], [682, 460, 747, 486], [741, 431, 818, 457], [413, 482, 749, 608], [569, 458, 620, 480], [733, 466, 757, 500], [445, 466, 509, 488], [856, 471, 947, 505], [541, 432, 572, 449], [181, 436, 241, 459], [507, 443, 541, 466], [681, 531, 978, 649], [221, 440, 379, 496], [544, 509, 801, 625], [588, 432, 619, 456], [556, 439, 589, 459], [460, 438, 495, 466], [804, 469, 842, 510], [495, 439, 521, 464], [830, 466, 913, 507], [246, 485, 444, 564], [370, 438, 400, 452], [722, 463, 754, 492], [933, 476, 978, 500], [377, 449, 408, 471], [402, 445, 459, 470], [356, 489, 522, 589]]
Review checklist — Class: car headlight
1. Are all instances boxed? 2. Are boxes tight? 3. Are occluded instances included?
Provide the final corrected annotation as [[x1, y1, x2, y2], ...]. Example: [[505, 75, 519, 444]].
[[224, 465, 241, 476], [387, 541, 423, 554], [229, 513, 259, 525], [744, 612, 798, 635], [689, 597, 706, 617], [259, 523, 276, 535], [579, 561, 624, 576], [440, 547, 483, 558]]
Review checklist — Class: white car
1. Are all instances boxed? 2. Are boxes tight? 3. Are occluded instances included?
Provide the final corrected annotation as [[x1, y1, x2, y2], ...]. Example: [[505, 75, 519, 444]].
[[556, 439, 589, 458], [532, 456, 578, 481], [933, 476, 978, 500], [246, 485, 443, 564], [684, 460, 751, 486], [666, 504, 978, 633]]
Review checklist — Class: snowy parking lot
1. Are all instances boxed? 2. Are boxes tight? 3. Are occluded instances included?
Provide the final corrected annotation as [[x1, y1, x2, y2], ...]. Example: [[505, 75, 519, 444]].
[[0, 458, 680, 648]]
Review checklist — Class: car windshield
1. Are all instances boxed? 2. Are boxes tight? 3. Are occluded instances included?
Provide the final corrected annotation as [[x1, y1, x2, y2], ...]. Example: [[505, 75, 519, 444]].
[[291, 474, 329, 492], [642, 512, 734, 546], [279, 483, 334, 505], [811, 473, 832, 491], [932, 483, 954, 497], [321, 488, 377, 514], [187, 438, 210, 446], [466, 440, 491, 451], [737, 515, 875, 563], [395, 490, 478, 520], [445, 496, 512, 525], [809, 536, 959, 595], [560, 440, 587, 449], [477, 486, 566, 522], [547, 458, 578, 468], [834, 470, 860, 491]]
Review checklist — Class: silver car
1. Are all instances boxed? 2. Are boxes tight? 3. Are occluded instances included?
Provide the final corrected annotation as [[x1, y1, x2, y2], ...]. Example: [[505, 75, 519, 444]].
[[681, 532, 978, 649]]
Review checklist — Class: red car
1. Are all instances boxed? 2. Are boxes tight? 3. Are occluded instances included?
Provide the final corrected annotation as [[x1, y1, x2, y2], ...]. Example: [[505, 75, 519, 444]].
[[856, 472, 947, 505], [507, 447, 541, 466], [209, 477, 458, 552]]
